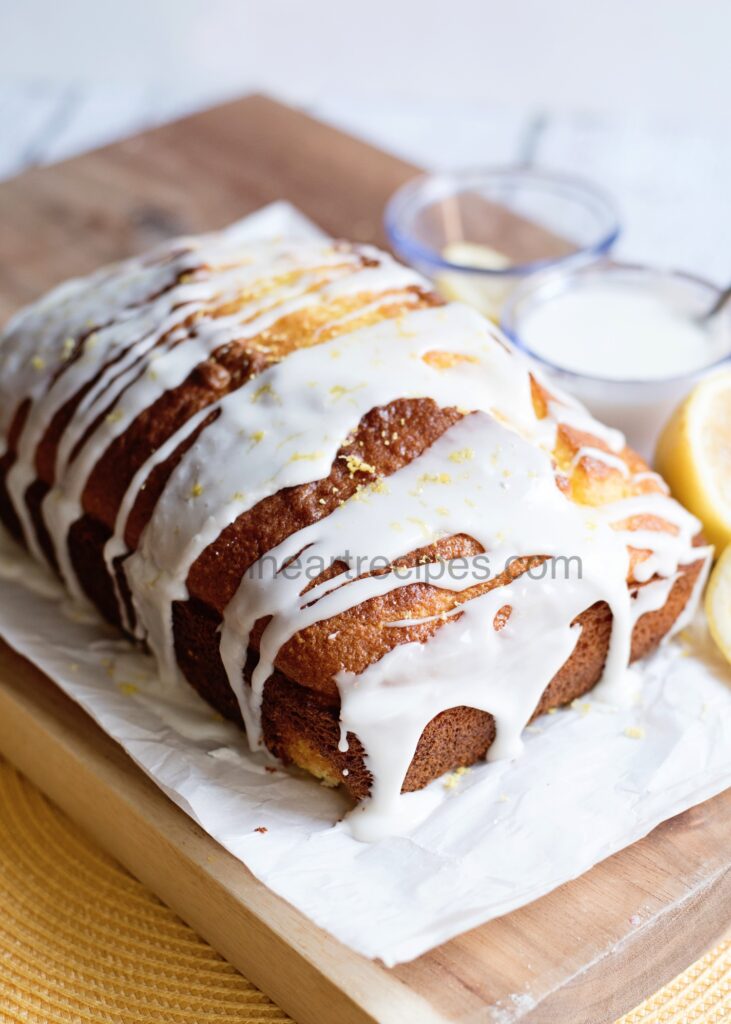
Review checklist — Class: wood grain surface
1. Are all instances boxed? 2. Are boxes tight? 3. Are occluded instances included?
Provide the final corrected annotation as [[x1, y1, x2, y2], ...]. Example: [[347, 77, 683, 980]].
[[0, 94, 728, 1024]]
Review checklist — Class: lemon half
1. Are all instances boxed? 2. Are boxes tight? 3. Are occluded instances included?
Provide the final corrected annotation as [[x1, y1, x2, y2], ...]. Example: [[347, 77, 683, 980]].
[[706, 544, 731, 664], [655, 370, 731, 552]]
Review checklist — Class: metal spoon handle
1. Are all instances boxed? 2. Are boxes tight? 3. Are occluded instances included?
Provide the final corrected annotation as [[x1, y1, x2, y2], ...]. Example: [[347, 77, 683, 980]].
[[701, 282, 731, 322]]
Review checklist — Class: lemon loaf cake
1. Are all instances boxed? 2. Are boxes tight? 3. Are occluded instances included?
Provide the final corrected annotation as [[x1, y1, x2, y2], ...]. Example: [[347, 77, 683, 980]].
[[0, 228, 711, 835]]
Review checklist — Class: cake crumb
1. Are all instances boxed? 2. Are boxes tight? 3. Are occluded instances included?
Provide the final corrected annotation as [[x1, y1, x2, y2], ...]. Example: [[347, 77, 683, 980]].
[[118, 682, 139, 696], [571, 699, 592, 716], [254, 826, 268, 834], [251, 382, 275, 403], [339, 452, 377, 476], [443, 765, 470, 790], [289, 450, 324, 463], [624, 725, 645, 740], [418, 471, 452, 486], [449, 447, 475, 464], [190, 483, 204, 498]]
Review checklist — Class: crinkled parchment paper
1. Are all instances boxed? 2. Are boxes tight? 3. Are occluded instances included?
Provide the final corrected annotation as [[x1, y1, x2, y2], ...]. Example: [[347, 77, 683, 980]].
[[0, 203, 729, 965]]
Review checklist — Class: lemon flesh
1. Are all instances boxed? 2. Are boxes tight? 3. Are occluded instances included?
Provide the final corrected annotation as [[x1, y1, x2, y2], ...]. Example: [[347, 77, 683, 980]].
[[655, 370, 731, 552], [706, 543, 731, 664]]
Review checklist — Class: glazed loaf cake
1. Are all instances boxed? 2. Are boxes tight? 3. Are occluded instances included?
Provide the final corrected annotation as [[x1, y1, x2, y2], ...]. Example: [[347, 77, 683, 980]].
[[0, 225, 711, 836]]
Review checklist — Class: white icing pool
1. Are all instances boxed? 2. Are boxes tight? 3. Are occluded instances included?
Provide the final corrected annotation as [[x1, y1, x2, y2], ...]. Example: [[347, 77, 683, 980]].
[[502, 262, 731, 458]]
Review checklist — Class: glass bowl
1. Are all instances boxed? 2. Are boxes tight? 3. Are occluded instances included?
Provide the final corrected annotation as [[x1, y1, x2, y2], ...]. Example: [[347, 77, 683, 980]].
[[384, 167, 620, 320], [501, 260, 731, 459]]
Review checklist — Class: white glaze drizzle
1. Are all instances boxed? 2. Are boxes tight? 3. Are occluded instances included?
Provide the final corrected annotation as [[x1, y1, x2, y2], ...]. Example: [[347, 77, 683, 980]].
[[42, 259, 423, 601], [1, 235, 389, 570], [632, 470, 671, 494], [570, 445, 631, 478], [219, 413, 635, 823], [103, 405, 215, 637], [630, 573, 680, 625], [124, 301, 540, 684], [0, 231, 713, 840], [543, 383, 625, 452], [596, 494, 703, 583]]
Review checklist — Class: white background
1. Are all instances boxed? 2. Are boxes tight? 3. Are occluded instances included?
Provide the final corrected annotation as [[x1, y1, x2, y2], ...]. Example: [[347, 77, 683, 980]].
[[1, 0, 730, 280]]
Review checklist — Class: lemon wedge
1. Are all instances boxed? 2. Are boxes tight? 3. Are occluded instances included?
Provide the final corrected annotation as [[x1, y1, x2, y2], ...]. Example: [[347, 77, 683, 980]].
[[655, 370, 731, 552], [705, 543, 731, 663]]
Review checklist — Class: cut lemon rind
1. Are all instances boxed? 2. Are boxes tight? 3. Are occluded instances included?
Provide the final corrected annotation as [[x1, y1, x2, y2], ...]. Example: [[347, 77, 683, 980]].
[[705, 543, 731, 664]]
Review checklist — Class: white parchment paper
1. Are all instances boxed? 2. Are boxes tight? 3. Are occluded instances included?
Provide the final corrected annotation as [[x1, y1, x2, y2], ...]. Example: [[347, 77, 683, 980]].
[[1, 202, 730, 966]]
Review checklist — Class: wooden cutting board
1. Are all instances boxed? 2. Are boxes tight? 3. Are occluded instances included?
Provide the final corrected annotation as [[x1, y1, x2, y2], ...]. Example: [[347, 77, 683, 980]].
[[0, 95, 728, 1024]]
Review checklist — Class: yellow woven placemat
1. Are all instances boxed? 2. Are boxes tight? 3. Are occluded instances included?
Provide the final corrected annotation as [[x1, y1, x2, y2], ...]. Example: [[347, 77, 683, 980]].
[[0, 756, 727, 1024]]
